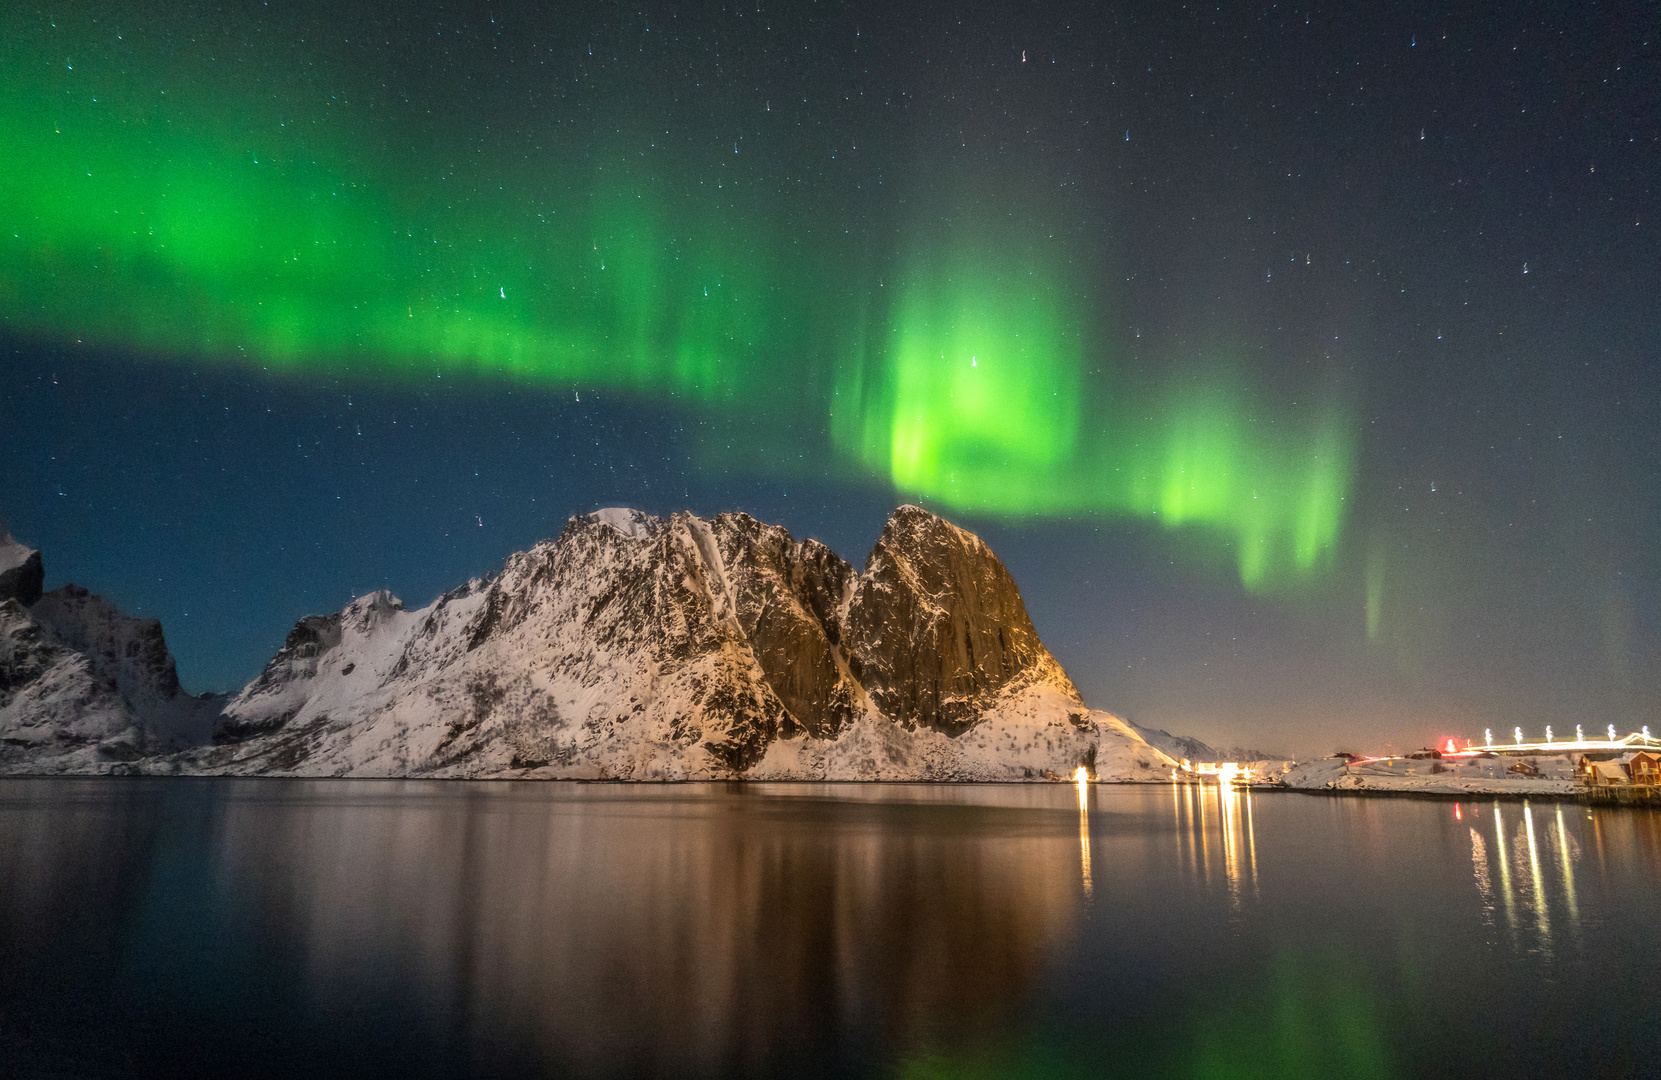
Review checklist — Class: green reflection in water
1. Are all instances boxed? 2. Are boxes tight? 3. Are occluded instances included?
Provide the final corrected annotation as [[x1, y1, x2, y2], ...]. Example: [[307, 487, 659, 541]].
[[1, 10, 1355, 587], [1190, 949, 1391, 1080], [892, 1045, 1089, 1080], [890, 948, 1390, 1080]]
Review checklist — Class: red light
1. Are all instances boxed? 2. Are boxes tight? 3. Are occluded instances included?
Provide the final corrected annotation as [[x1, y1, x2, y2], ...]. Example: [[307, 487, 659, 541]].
[[1446, 739, 1458, 754], [1455, 804, 1462, 821]]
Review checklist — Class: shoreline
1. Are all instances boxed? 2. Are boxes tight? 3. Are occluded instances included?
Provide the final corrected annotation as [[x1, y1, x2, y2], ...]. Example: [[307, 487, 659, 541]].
[[2, 772, 1657, 808], [1262, 783, 1588, 805]]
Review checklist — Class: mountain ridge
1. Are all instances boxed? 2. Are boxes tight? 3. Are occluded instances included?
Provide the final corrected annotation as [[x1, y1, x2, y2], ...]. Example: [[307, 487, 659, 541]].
[[2, 507, 1181, 781]]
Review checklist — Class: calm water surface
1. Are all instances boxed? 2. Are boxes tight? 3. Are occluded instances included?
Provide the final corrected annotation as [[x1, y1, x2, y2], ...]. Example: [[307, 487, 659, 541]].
[[1, 780, 1656, 1079]]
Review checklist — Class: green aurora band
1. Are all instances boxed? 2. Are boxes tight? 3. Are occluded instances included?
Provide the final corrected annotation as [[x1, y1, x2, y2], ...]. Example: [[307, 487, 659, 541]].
[[0, 13, 1354, 589]]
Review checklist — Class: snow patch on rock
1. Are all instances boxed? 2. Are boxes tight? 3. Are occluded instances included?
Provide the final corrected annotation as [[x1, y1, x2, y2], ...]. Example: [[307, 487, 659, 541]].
[[586, 507, 656, 540]]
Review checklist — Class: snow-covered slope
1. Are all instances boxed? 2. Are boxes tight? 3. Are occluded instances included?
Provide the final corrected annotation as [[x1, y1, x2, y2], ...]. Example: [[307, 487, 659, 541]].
[[30, 586, 225, 746], [0, 526, 226, 773], [1282, 756, 1577, 798], [0, 582, 225, 773], [185, 506, 1178, 781], [1128, 722, 1287, 767], [0, 597, 151, 772]]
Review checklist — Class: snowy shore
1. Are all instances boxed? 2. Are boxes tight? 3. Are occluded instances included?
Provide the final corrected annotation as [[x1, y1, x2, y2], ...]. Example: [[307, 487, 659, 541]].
[[1274, 756, 1578, 800]]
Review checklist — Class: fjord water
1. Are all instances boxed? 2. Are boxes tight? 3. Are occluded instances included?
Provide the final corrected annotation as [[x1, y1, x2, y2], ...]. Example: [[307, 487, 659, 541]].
[[0, 781, 1654, 1079]]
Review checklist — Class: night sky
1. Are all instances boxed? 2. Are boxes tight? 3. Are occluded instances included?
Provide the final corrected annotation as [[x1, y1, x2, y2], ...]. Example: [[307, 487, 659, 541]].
[[2, 1, 1657, 756]]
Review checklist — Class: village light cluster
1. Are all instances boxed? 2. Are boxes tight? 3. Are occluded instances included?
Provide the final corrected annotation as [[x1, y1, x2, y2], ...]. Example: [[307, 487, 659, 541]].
[[1169, 760, 1260, 785], [1374, 728, 1661, 804]]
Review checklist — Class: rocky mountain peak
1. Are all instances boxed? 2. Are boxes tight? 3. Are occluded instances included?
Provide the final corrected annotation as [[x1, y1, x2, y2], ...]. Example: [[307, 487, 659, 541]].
[[343, 590, 405, 634], [31, 585, 184, 705], [584, 507, 657, 541], [705, 511, 859, 741], [846, 505, 1077, 735], [1, 575, 224, 769]]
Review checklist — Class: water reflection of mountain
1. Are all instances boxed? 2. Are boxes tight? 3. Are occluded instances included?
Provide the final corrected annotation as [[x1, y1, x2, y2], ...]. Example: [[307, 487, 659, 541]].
[[8, 782, 1661, 1079], [210, 783, 1085, 1076]]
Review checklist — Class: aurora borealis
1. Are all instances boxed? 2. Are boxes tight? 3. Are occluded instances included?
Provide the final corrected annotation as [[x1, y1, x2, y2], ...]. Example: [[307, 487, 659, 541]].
[[3, 0, 1657, 753], [1, 1, 1355, 586]]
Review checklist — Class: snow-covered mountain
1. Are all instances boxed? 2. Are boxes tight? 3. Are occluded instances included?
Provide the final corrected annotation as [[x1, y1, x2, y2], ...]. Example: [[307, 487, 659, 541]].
[[2, 509, 1183, 780], [1, 531, 222, 773], [187, 505, 1177, 780]]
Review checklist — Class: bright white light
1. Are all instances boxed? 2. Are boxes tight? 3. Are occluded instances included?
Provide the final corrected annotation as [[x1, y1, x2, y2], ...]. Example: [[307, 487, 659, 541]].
[[1577, 725, 1584, 742], [1485, 728, 1493, 748], [1514, 727, 1523, 746], [1546, 726, 1553, 743], [1610, 725, 1618, 741]]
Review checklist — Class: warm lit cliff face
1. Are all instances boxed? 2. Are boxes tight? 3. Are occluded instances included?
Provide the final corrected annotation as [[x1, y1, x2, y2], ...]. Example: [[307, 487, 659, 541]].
[[845, 505, 1080, 736]]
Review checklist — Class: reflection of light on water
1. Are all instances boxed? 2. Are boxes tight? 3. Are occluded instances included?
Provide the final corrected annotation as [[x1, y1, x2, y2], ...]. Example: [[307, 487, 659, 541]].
[[1171, 779, 1256, 907], [1075, 767, 1092, 900], [1492, 805, 1517, 929], [1219, 782, 1243, 907], [1196, 781, 1211, 886], [1523, 803, 1551, 946], [1555, 805, 1579, 922], [1469, 827, 1494, 928], [1172, 781, 1182, 867], [1472, 800, 1589, 954]]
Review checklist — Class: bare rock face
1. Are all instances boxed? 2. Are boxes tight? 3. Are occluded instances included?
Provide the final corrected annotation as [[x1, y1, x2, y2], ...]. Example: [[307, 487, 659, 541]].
[[32, 587, 183, 704], [30, 585, 225, 749], [0, 533, 43, 607], [846, 506, 1076, 735], [710, 512, 859, 740]]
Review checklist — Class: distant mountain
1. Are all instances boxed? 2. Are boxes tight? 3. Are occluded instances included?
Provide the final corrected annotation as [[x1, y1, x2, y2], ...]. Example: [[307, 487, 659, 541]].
[[1127, 723, 1288, 766], [1, 509, 1181, 781]]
